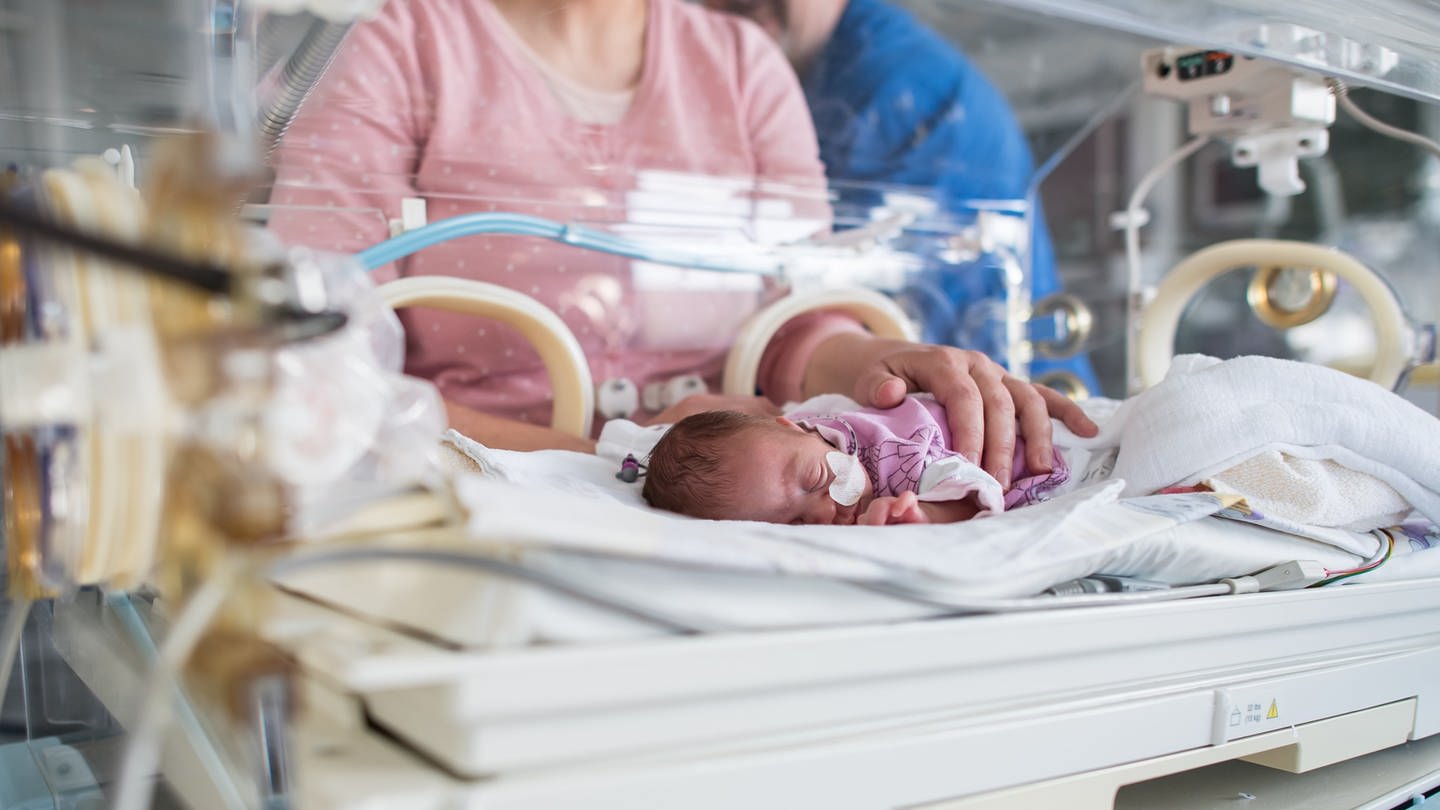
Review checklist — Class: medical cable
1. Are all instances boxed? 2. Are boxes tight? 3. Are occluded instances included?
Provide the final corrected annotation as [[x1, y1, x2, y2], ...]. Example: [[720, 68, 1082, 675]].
[[1119, 133, 1212, 393], [1330, 80, 1440, 162], [1310, 530, 1396, 587], [355, 212, 784, 277], [1034, 81, 1140, 187], [0, 598, 30, 715], [856, 579, 1233, 614], [1043, 574, 1171, 596], [856, 559, 1326, 615]]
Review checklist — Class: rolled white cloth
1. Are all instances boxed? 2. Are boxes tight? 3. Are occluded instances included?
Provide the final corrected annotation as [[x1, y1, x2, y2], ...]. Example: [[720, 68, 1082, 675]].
[[1052, 354, 1440, 530]]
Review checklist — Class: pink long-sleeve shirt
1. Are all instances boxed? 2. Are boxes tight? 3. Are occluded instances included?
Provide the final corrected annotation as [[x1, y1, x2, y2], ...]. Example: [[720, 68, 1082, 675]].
[[269, 0, 854, 430]]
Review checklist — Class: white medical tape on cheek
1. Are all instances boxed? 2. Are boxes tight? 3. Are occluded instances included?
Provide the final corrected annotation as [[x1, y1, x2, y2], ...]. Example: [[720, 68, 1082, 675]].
[[825, 451, 865, 507]]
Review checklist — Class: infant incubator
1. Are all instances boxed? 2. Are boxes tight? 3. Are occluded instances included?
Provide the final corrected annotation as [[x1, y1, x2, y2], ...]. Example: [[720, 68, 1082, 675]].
[[0, 0, 1439, 808]]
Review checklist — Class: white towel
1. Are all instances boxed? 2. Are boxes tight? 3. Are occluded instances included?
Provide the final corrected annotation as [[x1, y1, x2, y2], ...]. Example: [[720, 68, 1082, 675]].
[[1207, 452, 1411, 532], [1054, 354, 1440, 530]]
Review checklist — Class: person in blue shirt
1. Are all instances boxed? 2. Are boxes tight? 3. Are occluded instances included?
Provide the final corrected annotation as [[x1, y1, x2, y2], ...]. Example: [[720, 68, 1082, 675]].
[[706, 0, 1102, 396]]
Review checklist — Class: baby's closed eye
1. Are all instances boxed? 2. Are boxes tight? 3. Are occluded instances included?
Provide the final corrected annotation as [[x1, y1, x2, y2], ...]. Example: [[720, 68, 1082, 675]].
[[806, 462, 827, 492]]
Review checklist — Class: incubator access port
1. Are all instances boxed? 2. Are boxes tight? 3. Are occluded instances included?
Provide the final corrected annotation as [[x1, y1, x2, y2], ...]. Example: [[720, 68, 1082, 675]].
[[1030, 293, 1094, 360]]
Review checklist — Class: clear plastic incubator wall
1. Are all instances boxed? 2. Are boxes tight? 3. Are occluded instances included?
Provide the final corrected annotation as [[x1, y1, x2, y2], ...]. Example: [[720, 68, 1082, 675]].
[[1, 0, 1440, 808]]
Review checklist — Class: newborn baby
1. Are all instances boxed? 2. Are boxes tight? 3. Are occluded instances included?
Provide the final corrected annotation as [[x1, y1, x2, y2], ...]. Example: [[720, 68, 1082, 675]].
[[641, 395, 1070, 525]]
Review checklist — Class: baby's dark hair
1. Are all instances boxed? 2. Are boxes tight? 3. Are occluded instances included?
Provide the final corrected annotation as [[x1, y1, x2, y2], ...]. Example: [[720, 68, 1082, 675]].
[[642, 409, 774, 519]]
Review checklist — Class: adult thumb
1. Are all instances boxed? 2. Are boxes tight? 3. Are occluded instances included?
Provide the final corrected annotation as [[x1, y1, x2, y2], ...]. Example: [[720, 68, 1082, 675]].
[[854, 369, 908, 408]]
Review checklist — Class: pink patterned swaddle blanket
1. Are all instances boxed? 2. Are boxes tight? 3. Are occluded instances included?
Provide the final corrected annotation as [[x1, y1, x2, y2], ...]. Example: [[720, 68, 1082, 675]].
[[790, 396, 1069, 514]]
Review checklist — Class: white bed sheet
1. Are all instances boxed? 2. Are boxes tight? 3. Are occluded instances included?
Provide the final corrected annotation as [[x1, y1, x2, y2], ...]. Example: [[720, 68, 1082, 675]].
[[451, 438, 1409, 584]]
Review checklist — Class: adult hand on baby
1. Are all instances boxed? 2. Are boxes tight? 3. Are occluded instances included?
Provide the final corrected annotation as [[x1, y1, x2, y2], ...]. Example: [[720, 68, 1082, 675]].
[[643, 393, 781, 426], [843, 339, 1099, 489], [859, 491, 929, 525]]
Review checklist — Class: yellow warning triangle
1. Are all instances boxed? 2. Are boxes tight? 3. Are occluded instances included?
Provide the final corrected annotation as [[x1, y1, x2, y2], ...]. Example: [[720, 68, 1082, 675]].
[[1266, 700, 1279, 720]]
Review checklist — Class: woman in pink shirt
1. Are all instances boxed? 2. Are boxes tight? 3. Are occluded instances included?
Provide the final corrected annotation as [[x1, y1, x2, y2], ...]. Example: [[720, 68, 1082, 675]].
[[269, 0, 1094, 486]]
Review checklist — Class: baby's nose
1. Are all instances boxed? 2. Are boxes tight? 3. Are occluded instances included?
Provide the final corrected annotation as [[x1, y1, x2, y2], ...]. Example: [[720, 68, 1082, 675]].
[[801, 496, 838, 525]]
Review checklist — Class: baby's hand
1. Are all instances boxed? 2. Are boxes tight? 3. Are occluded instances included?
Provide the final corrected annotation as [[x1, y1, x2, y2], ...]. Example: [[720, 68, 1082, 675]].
[[858, 491, 930, 525]]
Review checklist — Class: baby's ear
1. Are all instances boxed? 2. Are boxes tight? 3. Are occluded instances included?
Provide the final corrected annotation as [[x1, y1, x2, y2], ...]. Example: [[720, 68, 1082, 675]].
[[775, 415, 803, 432]]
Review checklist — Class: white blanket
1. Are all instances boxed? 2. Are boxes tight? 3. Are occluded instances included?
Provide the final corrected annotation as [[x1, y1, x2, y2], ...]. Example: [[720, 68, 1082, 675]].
[[449, 472, 1266, 595], [442, 431, 1376, 594], [1055, 355, 1440, 532]]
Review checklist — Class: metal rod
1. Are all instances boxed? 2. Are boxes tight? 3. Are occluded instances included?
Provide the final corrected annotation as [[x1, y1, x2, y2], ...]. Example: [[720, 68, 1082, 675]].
[[251, 674, 292, 810]]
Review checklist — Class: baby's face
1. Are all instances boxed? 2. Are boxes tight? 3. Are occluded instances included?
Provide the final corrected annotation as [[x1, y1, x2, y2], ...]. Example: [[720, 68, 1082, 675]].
[[716, 417, 873, 525]]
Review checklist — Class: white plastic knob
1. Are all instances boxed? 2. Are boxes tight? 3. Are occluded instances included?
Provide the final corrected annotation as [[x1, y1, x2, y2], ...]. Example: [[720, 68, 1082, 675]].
[[597, 378, 640, 420]]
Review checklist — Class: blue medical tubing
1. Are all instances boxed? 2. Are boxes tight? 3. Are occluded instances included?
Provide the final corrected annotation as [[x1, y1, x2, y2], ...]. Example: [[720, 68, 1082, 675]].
[[356, 211, 1084, 370], [355, 212, 782, 276]]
